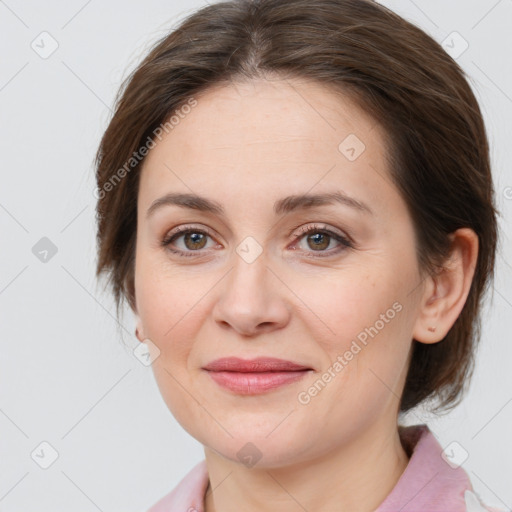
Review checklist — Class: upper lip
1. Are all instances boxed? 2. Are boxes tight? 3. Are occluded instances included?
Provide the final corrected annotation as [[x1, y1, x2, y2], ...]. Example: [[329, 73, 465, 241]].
[[203, 357, 312, 372]]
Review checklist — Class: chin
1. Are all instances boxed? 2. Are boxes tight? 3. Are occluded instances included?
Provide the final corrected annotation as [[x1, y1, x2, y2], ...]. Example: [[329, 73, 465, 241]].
[[201, 429, 317, 470]]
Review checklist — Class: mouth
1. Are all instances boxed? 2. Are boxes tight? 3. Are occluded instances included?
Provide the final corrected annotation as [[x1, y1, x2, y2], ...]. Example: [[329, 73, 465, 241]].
[[202, 357, 313, 395]]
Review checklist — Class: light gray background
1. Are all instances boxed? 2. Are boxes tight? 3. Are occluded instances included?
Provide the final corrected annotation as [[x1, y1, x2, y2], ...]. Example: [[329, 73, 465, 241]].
[[1, 1, 511, 511]]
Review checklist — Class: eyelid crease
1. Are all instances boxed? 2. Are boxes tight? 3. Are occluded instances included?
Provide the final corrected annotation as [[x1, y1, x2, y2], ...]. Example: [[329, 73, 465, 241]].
[[161, 222, 355, 258], [292, 222, 355, 246]]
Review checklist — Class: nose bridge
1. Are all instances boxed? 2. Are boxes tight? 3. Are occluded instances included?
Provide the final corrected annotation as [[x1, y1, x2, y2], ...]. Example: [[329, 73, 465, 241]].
[[232, 251, 266, 296], [212, 240, 290, 335], [226, 244, 272, 311]]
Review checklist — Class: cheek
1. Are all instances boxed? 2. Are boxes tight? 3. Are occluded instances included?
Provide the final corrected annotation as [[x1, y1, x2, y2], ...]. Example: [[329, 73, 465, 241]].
[[135, 248, 203, 337], [135, 267, 206, 428], [134, 261, 195, 373], [289, 268, 396, 345], [302, 267, 412, 391]]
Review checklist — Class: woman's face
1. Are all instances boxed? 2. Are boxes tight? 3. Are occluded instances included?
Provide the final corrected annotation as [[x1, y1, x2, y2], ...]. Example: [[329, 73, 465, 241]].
[[134, 77, 426, 467]]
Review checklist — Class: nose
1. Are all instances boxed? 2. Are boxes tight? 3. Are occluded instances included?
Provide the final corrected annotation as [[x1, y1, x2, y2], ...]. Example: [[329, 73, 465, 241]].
[[211, 250, 292, 337]]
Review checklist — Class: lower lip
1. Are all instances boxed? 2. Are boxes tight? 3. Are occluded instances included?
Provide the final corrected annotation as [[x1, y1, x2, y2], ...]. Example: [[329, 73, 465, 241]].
[[205, 370, 310, 395]]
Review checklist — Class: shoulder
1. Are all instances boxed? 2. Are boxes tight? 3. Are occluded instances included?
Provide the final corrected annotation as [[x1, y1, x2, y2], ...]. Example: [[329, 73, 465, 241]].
[[377, 424, 507, 512], [146, 459, 209, 512], [464, 489, 508, 512]]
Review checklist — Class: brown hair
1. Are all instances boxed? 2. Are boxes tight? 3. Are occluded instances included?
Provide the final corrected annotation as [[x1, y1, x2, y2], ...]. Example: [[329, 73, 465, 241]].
[[94, 0, 499, 414]]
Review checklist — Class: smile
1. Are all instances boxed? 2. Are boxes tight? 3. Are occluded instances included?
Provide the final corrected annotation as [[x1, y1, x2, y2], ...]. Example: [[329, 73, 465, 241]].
[[204, 369, 311, 395]]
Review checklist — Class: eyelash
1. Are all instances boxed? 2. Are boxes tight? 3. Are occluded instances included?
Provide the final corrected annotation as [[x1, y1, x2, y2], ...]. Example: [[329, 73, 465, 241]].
[[161, 223, 354, 260]]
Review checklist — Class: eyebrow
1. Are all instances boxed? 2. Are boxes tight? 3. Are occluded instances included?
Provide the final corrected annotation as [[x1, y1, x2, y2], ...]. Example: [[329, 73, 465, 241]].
[[146, 190, 373, 219]]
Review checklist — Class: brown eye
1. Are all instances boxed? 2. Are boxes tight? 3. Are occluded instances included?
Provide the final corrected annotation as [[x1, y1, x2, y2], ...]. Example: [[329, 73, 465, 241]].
[[181, 231, 208, 250], [162, 226, 217, 257], [305, 232, 331, 251], [292, 224, 353, 258]]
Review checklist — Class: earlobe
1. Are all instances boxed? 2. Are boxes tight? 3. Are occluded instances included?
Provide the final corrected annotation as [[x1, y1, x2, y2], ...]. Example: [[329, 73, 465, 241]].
[[412, 228, 479, 345], [412, 276, 443, 344], [131, 294, 146, 343], [134, 316, 145, 343]]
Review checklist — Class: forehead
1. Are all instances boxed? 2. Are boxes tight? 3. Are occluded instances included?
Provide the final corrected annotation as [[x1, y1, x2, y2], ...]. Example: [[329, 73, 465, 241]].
[[165, 78, 382, 153], [138, 77, 395, 220]]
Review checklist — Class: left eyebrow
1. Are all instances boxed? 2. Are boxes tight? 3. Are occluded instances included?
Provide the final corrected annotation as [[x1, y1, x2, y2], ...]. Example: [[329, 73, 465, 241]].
[[146, 190, 374, 219], [274, 191, 373, 216]]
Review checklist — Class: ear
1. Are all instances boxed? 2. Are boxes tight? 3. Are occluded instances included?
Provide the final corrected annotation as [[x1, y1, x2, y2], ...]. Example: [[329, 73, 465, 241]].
[[412, 228, 479, 344], [128, 291, 146, 343], [134, 310, 146, 343]]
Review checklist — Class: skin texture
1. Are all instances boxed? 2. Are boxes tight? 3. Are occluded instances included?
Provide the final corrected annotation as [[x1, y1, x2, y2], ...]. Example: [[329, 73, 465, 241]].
[[133, 77, 478, 512]]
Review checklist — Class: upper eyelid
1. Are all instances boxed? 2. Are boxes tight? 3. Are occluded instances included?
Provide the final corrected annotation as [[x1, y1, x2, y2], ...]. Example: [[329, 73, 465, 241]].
[[164, 223, 353, 250], [165, 222, 345, 240], [294, 222, 349, 238]]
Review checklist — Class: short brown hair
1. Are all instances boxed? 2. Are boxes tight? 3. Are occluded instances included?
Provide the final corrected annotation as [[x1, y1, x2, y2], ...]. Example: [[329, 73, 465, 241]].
[[94, 0, 499, 414]]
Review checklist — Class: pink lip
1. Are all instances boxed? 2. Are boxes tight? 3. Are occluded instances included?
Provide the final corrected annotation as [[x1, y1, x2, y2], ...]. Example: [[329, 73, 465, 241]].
[[203, 356, 311, 372], [202, 357, 312, 395]]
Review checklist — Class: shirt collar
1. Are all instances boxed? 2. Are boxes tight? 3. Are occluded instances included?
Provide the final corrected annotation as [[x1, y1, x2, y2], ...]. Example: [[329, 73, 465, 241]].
[[147, 424, 485, 512], [376, 424, 474, 511]]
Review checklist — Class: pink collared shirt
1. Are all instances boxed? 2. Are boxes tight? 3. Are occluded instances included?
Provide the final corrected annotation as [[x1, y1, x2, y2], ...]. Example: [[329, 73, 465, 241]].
[[146, 424, 506, 512]]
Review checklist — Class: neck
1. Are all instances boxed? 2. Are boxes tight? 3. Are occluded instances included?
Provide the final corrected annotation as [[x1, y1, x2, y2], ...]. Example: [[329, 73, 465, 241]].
[[203, 418, 410, 512]]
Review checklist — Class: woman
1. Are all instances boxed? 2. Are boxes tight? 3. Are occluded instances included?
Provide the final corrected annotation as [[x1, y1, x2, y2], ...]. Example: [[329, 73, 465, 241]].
[[94, 0, 503, 510]]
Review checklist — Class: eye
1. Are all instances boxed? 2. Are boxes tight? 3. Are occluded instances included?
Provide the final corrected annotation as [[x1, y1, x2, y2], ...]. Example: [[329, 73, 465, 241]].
[[161, 223, 354, 259], [161, 225, 219, 257], [290, 223, 353, 258]]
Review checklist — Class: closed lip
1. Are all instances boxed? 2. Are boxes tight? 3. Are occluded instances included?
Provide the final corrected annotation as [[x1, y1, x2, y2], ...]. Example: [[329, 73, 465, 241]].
[[202, 357, 312, 372]]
